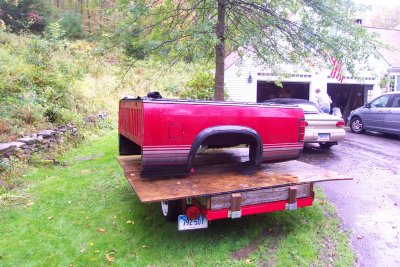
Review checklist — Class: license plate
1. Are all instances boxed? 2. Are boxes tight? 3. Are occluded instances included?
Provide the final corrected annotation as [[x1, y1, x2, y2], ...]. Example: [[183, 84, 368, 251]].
[[318, 133, 330, 140], [178, 215, 208, 231]]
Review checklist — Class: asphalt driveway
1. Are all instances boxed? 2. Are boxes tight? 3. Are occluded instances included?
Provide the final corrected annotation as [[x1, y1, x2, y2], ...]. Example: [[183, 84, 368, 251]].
[[299, 129, 400, 267]]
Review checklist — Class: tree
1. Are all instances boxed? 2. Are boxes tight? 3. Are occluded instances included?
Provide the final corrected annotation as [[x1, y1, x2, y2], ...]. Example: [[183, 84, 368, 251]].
[[114, 0, 379, 100]]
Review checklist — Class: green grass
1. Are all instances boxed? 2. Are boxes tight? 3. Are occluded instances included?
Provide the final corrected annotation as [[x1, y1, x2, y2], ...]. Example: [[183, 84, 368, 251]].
[[0, 131, 354, 266]]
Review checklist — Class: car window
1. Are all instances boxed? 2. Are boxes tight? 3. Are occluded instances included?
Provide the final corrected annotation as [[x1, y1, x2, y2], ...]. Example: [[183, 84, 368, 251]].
[[390, 95, 400, 107], [297, 103, 321, 113], [370, 95, 390, 108]]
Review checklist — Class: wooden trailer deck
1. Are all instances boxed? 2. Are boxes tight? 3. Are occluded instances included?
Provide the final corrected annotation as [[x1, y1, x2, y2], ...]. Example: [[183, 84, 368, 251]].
[[117, 149, 351, 203]]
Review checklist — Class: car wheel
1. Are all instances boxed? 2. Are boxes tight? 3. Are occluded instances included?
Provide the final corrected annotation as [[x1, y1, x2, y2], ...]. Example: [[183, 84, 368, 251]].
[[350, 117, 366, 134], [319, 142, 335, 149], [161, 200, 181, 221]]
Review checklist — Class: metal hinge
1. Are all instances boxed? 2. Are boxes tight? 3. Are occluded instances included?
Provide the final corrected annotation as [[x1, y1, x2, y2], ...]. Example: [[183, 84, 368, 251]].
[[228, 210, 242, 219]]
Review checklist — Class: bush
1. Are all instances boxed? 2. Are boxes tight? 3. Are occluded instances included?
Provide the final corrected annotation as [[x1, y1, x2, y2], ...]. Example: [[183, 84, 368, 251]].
[[44, 22, 65, 41], [0, 0, 47, 32], [59, 12, 83, 39], [180, 72, 215, 100]]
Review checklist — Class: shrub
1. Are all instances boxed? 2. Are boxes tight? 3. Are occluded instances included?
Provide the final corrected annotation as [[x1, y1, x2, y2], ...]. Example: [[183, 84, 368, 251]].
[[0, 0, 47, 32], [59, 12, 83, 39], [180, 72, 215, 100], [44, 22, 65, 41]]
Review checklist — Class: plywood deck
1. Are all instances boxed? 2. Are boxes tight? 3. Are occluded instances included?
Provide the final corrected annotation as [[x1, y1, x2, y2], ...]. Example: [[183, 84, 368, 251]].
[[117, 149, 351, 203]]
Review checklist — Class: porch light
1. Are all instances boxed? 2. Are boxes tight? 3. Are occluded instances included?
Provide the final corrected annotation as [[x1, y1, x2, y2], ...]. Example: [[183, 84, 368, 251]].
[[247, 74, 253, 83]]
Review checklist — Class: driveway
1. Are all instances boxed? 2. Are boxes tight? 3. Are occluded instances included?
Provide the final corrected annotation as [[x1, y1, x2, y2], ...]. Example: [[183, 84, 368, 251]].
[[299, 129, 400, 267]]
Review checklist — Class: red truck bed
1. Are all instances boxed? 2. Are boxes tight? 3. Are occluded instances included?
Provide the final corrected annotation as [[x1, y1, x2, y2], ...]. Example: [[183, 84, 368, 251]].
[[119, 98, 306, 177]]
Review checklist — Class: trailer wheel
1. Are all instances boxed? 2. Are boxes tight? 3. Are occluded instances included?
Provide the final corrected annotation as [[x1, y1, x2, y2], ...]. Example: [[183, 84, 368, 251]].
[[161, 200, 181, 221]]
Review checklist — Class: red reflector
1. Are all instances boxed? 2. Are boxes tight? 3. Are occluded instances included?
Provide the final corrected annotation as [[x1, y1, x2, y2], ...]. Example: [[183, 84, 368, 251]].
[[298, 119, 306, 142], [186, 206, 201, 220], [305, 121, 309, 126], [336, 121, 345, 127]]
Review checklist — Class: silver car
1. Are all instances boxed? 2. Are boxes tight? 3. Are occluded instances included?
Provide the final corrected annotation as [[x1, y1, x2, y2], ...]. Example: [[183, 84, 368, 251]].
[[348, 92, 400, 135], [264, 98, 346, 149]]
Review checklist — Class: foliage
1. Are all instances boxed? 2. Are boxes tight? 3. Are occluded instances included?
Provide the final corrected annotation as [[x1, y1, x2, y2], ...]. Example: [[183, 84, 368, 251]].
[[180, 72, 216, 100], [44, 21, 65, 41], [0, 131, 354, 266], [0, 31, 199, 142], [0, 0, 47, 32], [113, 0, 380, 100], [59, 11, 83, 39]]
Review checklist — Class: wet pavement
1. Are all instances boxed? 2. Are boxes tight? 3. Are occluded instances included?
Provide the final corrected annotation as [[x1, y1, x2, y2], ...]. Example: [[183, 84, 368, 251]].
[[299, 129, 400, 267]]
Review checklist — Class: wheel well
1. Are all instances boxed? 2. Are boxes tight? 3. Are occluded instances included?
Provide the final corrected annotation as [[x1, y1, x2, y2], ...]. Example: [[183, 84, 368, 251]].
[[186, 126, 263, 170]]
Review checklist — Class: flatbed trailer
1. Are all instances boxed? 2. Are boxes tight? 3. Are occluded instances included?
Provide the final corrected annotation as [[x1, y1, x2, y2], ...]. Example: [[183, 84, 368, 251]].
[[117, 149, 351, 231]]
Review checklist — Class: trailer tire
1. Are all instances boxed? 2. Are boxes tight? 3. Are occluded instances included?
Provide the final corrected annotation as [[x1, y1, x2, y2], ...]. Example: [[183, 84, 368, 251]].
[[161, 200, 181, 221]]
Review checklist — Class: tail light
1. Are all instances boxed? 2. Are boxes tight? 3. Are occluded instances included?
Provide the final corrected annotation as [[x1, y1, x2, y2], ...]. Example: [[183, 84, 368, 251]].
[[336, 121, 345, 127], [298, 119, 306, 142], [186, 206, 201, 220]]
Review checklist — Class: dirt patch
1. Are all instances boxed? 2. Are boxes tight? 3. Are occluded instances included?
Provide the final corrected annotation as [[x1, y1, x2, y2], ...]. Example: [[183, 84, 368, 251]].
[[231, 228, 281, 266], [231, 241, 260, 260], [318, 237, 337, 267]]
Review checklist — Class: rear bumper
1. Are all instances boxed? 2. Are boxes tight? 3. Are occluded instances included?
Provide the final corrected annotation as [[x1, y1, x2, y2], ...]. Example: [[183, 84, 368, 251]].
[[304, 129, 346, 143], [204, 196, 314, 221]]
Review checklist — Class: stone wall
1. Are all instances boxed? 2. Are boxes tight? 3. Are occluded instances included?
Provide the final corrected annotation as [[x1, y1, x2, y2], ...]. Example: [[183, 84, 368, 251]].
[[0, 113, 107, 163]]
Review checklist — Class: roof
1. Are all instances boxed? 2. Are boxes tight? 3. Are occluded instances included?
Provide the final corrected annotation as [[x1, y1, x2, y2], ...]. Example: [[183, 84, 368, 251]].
[[224, 51, 240, 71], [365, 26, 400, 69]]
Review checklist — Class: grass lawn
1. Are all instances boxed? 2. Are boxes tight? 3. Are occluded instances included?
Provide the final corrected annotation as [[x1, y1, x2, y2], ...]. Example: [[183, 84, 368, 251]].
[[0, 131, 354, 266]]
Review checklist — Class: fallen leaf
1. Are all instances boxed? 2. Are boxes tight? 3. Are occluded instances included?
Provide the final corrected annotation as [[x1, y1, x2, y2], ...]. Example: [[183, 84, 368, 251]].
[[126, 220, 134, 224], [26, 202, 34, 207], [80, 249, 86, 253], [142, 245, 148, 248], [108, 248, 117, 255], [48, 216, 53, 220], [97, 228, 106, 233], [105, 254, 115, 262], [245, 259, 253, 264], [94, 250, 100, 254], [85, 216, 90, 220]]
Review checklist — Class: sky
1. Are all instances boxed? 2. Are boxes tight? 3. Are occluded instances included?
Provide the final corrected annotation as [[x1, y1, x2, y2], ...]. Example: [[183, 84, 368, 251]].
[[352, 0, 400, 8]]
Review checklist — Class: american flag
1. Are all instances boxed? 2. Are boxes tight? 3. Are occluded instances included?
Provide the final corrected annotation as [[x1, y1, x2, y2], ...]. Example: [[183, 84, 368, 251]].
[[330, 57, 344, 83]]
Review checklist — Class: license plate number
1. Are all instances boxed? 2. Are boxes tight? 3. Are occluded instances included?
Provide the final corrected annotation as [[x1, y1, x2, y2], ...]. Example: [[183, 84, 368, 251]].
[[318, 133, 330, 140], [178, 215, 208, 231]]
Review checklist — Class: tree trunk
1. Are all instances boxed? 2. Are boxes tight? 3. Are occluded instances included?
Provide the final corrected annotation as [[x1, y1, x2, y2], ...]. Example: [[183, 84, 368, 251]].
[[214, 0, 227, 101]]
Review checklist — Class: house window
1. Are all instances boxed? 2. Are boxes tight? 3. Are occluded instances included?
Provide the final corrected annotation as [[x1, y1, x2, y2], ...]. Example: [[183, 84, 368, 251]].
[[388, 76, 395, 92]]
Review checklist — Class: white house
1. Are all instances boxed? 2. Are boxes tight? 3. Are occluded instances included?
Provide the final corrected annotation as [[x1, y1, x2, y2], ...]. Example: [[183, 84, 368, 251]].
[[224, 26, 400, 119]]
